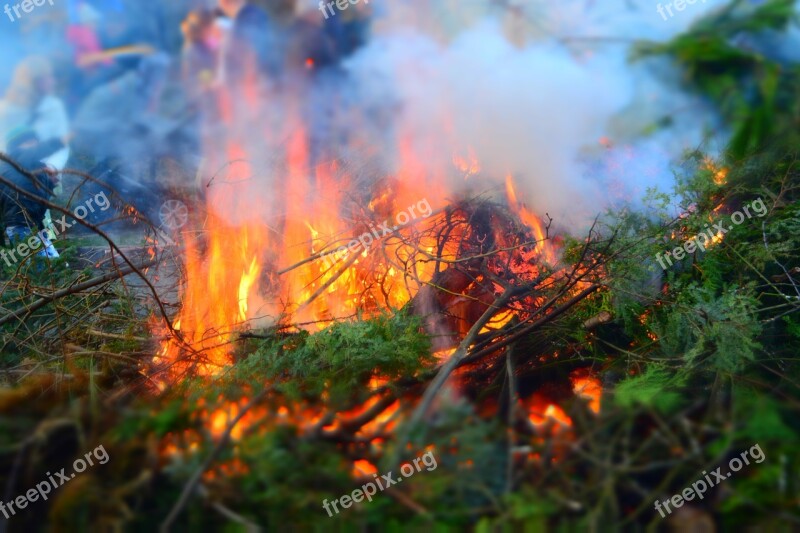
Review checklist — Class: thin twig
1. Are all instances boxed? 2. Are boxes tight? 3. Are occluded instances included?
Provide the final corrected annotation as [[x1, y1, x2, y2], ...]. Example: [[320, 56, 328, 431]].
[[0, 259, 157, 327]]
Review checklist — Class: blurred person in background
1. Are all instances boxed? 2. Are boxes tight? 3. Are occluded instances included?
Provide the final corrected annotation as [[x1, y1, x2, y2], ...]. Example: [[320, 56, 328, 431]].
[[180, 8, 224, 174], [0, 57, 71, 172], [211, 13, 234, 86], [292, 0, 374, 168], [215, 0, 289, 189], [64, 1, 125, 110], [252, 0, 297, 22], [64, 1, 175, 109], [28, 58, 71, 238], [0, 74, 33, 155], [0, 58, 71, 240], [181, 9, 219, 109], [218, 0, 286, 88], [66, 3, 108, 77], [323, 0, 372, 62], [30, 58, 71, 174], [0, 127, 66, 259], [72, 53, 173, 170], [288, 6, 338, 168]]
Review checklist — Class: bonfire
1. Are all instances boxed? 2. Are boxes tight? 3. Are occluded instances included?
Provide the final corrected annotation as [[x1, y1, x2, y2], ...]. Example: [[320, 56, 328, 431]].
[[1, 2, 799, 531]]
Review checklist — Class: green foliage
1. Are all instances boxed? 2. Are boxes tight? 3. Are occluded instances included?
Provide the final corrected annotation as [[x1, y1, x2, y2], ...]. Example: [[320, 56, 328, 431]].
[[653, 283, 762, 372], [614, 366, 686, 414], [783, 315, 800, 340], [635, 0, 800, 158], [388, 402, 507, 522], [735, 389, 799, 442], [222, 427, 351, 527], [6, 3, 800, 530], [236, 311, 432, 408], [587, 9, 800, 522], [0, 240, 93, 362]]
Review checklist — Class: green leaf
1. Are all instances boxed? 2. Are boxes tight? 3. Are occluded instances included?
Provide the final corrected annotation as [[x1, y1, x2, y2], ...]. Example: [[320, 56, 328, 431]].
[[614, 366, 686, 413]]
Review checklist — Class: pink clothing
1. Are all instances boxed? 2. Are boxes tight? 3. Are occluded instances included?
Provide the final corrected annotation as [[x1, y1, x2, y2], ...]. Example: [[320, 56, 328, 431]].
[[67, 25, 110, 65]]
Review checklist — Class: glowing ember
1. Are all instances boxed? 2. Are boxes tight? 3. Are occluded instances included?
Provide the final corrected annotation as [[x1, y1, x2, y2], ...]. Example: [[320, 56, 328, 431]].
[[526, 396, 572, 428], [570, 370, 602, 414], [353, 459, 379, 477]]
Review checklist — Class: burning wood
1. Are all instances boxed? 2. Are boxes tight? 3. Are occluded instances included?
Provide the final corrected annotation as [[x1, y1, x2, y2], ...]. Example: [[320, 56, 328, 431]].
[[3, 2, 799, 531], [143, 175, 610, 506]]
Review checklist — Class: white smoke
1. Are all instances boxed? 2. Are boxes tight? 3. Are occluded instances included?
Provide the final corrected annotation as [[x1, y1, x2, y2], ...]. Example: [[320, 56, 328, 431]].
[[343, 0, 736, 230]]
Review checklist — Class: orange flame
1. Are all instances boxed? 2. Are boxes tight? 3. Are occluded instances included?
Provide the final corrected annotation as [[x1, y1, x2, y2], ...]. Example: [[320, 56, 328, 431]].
[[152, 94, 586, 466], [505, 175, 557, 265]]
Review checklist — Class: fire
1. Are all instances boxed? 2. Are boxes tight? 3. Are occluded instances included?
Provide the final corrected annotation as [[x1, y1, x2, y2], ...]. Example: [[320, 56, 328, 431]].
[[453, 146, 481, 177], [703, 156, 728, 185], [238, 256, 260, 322], [505, 175, 558, 265], [153, 123, 559, 378], [523, 370, 602, 433], [570, 370, 602, 414], [353, 459, 378, 477], [479, 309, 515, 334], [526, 398, 572, 428], [154, 147, 268, 378], [150, 90, 589, 470]]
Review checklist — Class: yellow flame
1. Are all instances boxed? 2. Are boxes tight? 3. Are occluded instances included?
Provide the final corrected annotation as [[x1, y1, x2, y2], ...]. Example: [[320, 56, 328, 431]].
[[238, 257, 260, 322]]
